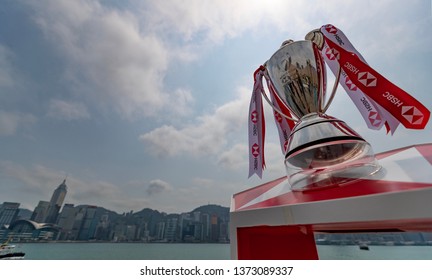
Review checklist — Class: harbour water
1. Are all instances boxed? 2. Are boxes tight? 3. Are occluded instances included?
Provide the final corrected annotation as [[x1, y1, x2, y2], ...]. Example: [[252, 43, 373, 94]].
[[13, 243, 432, 260]]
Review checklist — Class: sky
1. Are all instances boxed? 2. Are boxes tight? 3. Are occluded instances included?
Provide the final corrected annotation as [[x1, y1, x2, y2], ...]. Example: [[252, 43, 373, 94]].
[[1, 0, 431, 214]]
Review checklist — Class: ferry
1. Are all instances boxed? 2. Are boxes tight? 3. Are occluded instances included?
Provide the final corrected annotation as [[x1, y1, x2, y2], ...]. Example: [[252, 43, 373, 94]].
[[0, 239, 25, 260]]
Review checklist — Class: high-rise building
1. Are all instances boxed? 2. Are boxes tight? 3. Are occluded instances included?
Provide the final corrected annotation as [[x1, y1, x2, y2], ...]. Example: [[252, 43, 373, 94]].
[[45, 179, 68, 224], [0, 202, 20, 228], [31, 201, 50, 223], [57, 204, 77, 240], [77, 206, 98, 240], [164, 217, 178, 242], [201, 213, 210, 241], [156, 222, 165, 240], [210, 214, 219, 242]]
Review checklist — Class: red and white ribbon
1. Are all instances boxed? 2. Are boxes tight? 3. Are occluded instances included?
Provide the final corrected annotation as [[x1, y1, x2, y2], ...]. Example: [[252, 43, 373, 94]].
[[320, 24, 430, 133], [248, 67, 266, 178], [248, 66, 296, 178]]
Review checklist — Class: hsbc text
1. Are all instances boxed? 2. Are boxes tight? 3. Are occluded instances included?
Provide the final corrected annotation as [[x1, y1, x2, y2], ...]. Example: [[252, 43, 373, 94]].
[[334, 34, 345, 46], [343, 62, 359, 75], [383, 91, 403, 107], [360, 97, 373, 112]]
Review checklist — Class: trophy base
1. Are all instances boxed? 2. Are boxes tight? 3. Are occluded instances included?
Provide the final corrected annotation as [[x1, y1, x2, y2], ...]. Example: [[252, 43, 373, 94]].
[[286, 140, 381, 191], [284, 113, 381, 191]]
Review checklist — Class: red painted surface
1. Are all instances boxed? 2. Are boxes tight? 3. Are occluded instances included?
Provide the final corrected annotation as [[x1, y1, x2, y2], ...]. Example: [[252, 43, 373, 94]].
[[233, 177, 286, 210], [237, 225, 318, 260], [238, 179, 432, 211]]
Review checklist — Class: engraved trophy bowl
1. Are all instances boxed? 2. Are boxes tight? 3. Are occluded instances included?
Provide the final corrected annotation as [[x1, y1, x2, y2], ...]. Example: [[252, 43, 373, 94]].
[[265, 39, 380, 191]]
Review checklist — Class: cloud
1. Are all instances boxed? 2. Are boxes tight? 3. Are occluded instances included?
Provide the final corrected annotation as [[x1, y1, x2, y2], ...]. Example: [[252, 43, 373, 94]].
[[0, 161, 147, 213], [139, 86, 250, 157], [139, 82, 289, 176], [146, 179, 172, 196], [142, 0, 312, 43], [21, 0, 429, 121], [217, 144, 248, 171], [28, 0, 189, 119], [47, 99, 90, 120], [0, 45, 15, 88], [0, 161, 66, 196], [0, 110, 36, 136], [23, 0, 324, 121]]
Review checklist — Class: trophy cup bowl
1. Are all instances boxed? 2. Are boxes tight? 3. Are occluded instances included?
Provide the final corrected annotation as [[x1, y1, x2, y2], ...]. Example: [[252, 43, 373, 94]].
[[265, 39, 380, 191]]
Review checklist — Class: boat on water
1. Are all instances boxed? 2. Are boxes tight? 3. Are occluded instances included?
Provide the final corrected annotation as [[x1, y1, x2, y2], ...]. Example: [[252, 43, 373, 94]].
[[0, 239, 25, 260], [359, 244, 370, 251]]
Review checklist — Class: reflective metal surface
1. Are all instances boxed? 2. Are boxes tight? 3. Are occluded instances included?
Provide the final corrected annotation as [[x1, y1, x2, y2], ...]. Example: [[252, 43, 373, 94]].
[[283, 113, 381, 190], [285, 113, 364, 161], [266, 40, 325, 119]]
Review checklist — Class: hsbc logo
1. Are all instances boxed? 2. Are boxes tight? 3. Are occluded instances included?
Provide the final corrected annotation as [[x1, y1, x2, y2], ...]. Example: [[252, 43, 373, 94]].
[[368, 111, 382, 127], [358, 72, 377, 87], [325, 47, 340, 60], [402, 106, 424, 125], [325, 24, 337, 34], [251, 143, 260, 158], [251, 110, 258, 124], [345, 76, 357, 91], [324, 24, 344, 46]]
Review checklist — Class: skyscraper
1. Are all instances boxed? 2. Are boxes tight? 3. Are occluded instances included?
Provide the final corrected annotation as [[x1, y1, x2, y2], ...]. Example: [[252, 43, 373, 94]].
[[45, 179, 68, 224], [57, 203, 77, 240], [0, 202, 20, 228], [31, 201, 50, 223]]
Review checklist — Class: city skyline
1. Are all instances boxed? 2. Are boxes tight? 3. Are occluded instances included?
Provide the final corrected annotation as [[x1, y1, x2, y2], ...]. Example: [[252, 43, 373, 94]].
[[1, 1, 431, 214], [2, 178, 226, 216], [1, 196, 230, 243], [1, 178, 230, 244]]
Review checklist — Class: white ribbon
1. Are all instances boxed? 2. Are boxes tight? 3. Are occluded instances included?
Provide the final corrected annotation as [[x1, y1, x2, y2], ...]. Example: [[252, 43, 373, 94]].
[[248, 67, 266, 178], [248, 67, 296, 178]]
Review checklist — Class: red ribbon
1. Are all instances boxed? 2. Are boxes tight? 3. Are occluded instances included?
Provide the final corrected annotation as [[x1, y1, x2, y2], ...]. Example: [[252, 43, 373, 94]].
[[323, 27, 430, 130]]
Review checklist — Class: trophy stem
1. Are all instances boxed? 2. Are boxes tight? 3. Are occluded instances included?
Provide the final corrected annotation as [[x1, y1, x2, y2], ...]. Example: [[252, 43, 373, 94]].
[[322, 65, 342, 113]]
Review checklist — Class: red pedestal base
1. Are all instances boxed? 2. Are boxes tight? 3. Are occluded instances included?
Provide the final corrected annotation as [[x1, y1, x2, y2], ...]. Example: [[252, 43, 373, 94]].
[[237, 225, 318, 260]]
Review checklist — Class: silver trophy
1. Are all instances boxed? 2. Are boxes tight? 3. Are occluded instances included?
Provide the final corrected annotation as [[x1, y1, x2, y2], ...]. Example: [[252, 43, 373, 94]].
[[263, 32, 380, 191]]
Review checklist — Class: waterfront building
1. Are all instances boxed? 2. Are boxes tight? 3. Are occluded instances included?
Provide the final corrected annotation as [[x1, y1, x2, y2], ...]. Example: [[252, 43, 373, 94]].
[[70, 207, 86, 240], [164, 217, 178, 242], [31, 179, 68, 225], [94, 214, 111, 240], [201, 213, 210, 241], [45, 179, 68, 224], [77, 206, 98, 240], [6, 219, 60, 241], [219, 219, 229, 242], [112, 223, 127, 242], [57, 204, 77, 240], [31, 201, 50, 223], [0, 202, 20, 228], [156, 221, 165, 241], [125, 225, 137, 240], [210, 214, 219, 242]]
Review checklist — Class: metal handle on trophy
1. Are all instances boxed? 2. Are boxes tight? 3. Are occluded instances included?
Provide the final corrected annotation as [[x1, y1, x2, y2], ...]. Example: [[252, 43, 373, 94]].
[[260, 82, 299, 123], [304, 28, 341, 114], [321, 65, 341, 113]]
